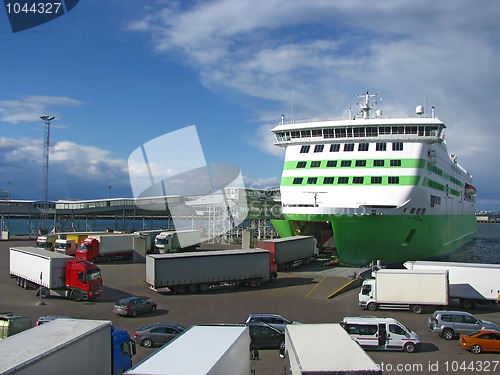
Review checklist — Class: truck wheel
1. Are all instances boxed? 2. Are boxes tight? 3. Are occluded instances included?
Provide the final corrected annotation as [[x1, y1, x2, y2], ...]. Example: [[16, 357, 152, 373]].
[[199, 283, 209, 293], [442, 328, 454, 340], [404, 342, 416, 353], [367, 302, 378, 311], [411, 305, 423, 314], [175, 285, 186, 294], [188, 284, 198, 293], [470, 344, 482, 354], [141, 338, 153, 348], [91, 258, 97, 264], [254, 279, 262, 288], [71, 290, 83, 302], [461, 299, 474, 309]]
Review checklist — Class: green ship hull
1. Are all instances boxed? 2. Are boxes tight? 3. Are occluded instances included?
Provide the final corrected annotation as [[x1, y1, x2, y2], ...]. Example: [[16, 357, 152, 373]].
[[272, 214, 477, 266]]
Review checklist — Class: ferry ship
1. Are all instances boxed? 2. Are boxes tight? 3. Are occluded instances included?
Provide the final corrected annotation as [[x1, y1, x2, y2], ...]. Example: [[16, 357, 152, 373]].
[[270, 93, 477, 266]]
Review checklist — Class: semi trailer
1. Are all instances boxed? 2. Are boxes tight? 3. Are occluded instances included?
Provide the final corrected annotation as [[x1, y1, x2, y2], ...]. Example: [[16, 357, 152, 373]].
[[146, 249, 277, 294], [256, 235, 318, 270], [154, 230, 201, 253], [77, 234, 135, 263], [9, 247, 102, 302]]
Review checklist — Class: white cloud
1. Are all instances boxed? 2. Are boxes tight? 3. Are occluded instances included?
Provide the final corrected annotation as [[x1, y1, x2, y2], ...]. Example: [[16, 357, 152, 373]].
[[0, 96, 82, 124]]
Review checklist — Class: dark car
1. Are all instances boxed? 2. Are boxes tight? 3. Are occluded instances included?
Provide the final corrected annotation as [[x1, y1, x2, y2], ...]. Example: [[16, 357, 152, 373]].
[[245, 322, 285, 351], [113, 297, 157, 317], [244, 313, 298, 332], [133, 322, 186, 348]]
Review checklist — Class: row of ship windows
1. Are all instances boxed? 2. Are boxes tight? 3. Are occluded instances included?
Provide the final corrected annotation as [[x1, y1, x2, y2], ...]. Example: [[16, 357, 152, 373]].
[[299, 142, 404, 153], [292, 176, 401, 185], [297, 159, 402, 168]]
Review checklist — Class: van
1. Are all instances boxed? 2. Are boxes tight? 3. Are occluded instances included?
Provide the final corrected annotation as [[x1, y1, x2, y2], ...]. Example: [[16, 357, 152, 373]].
[[0, 314, 32, 339], [340, 316, 421, 353]]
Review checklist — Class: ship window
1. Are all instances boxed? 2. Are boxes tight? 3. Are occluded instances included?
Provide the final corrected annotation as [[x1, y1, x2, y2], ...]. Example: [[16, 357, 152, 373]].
[[292, 178, 303, 184], [296, 161, 307, 168], [323, 177, 335, 184], [376, 142, 386, 151], [314, 145, 324, 153], [306, 177, 318, 184], [430, 195, 441, 207], [390, 160, 402, 167], [373, 160, 385, 167], [358, 143, 369, 151], [338, 177, 349, 184], [353, 127, 365, 137], [353, 177, 364, 184], [336, 128, 346, 138], [379, 126, 391, 135], [300, 145, 310, 153], [371, 177, 382, 184], [341, 160, 352, 167], [388, 176, 400, 184], [406, 126, 418, 134], [344, 143, 355, 152], [326, 160, 337, 167], [301, 130, 311, 138], [324, 129, 335, 138], [366, 127, 378, 137], [392, 126, 405, 134], [355, 160, 366, 167], [345, 128, 353, 137], [311, 129, 322, 137], [291, 131, 300, 139], [310, 161, 321, 168], [392, 142, 404, 151], [410, 208, 416, 214], [416, 208, 422, 215], [330, 144, 340, 152]]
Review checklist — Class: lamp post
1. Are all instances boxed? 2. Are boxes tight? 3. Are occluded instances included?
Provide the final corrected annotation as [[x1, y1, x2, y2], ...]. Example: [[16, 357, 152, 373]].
[[40, 115, 55, 230]]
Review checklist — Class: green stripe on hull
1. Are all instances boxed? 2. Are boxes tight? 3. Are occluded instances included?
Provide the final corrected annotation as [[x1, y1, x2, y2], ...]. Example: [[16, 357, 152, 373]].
[[276, 213, 477, 266]]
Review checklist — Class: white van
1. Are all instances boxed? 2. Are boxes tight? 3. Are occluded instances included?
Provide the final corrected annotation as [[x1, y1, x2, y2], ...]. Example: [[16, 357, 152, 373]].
[[340, 316, 421, 353]]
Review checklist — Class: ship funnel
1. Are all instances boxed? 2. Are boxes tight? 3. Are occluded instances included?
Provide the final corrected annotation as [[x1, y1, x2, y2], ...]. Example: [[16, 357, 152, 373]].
[[416, 105, 424, 116], [375, 109, 382, 117]]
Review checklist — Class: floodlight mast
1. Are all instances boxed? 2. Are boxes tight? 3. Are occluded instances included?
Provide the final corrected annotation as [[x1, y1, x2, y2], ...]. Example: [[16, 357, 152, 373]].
[[40, 115, 55, 230]]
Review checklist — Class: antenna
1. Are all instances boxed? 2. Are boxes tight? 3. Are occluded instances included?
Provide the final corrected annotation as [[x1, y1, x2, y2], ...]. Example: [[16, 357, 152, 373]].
[[291, 89, 294, 123], [303, 191, 327, 207]]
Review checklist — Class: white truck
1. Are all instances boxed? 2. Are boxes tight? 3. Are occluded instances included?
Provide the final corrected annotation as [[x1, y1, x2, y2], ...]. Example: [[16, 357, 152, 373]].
[[125, 325, 252, 375], [404, 260, 500, 308], [146, 249, 276, 294], [0, 319, 114, 375], [359, 269, 449, 314], [154, 229, 201, 253], [284, 324, 381, 375], [36, 233, 58, 251], [54, 238, 77, 256], [256, 236, 318, 271]]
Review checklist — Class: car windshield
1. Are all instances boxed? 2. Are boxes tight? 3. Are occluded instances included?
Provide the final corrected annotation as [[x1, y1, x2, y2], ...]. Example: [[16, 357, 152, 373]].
[[115, 299, 134, 306]]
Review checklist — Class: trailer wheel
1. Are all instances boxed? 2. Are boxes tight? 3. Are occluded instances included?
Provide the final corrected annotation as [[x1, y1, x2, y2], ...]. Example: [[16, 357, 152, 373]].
[[187, 284, 198, 293], [199, 283, 209, 293], [460, 299, 474, 310], [175, 285, 186, 294], [411, 305, 423, 314], [71, 290, 83, 302], [367, 302, 378, 311], [16, 277, 21, 286]]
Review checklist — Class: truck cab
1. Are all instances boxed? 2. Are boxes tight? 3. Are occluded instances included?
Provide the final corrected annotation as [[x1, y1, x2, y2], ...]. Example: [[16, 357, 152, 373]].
[[112, 327, 136, 375], [76, 238, 99, 263], [36, 234, 57, 251], [54, 239, 77, 256], [65, 260, 103, 301]]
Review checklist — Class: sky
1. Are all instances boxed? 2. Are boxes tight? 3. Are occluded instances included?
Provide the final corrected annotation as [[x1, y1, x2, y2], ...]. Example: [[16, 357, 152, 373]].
[[1, 0, 500, 211]]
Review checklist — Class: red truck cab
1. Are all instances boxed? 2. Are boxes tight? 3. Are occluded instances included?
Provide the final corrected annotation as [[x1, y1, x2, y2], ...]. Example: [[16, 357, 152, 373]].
[[65, 259, 102, 301], [76, 238, 99, 263]]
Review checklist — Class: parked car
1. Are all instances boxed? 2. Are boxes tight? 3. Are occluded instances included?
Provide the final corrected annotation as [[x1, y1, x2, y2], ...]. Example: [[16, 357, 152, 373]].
[[244, 313, 299, 332], [459, 329, 500, 354], [113, 297, 157, 317], [133, 322, 185, 348], [35, 315, 74, 326], [245, 322, 285, 351], [428, 310, 499, 340]]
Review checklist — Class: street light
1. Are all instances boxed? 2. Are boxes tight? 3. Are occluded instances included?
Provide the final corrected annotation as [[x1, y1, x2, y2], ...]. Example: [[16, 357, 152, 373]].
[[40, 115, 55, 230]]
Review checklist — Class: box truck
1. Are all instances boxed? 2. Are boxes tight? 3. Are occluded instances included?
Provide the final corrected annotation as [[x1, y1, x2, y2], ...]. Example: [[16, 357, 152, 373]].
[[146, 249, 277, 294], [284, 324, 381, 375], [0, 319, 135, 375], [359, 269, 449, 314], [256, 235, 318, 271], [77, 234, 135, 263], [125, 325, 251, 375], [54, 238, 77, 256], [154, 230, 201, 253], [9, 247, 102, 302], [404, 260, 500, 308], [36, 233, 57, 251]]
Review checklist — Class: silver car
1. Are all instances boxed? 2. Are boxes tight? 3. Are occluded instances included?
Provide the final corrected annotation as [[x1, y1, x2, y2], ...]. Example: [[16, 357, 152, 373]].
[[428, 310, 499, 340], [113, 297, 157, 317]]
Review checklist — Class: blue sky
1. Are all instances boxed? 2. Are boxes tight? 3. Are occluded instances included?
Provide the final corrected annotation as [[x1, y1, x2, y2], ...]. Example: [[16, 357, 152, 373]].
[[1, 0, 500, 210]]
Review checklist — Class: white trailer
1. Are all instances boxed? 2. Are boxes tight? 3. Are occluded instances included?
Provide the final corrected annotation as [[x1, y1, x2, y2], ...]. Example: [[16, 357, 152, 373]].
[[284, 324, 381, 375], [256, 236, 318, 271], [404, 260, 500, 308], [154, 230, 201, 253], [0, 319, 112, 375], [146, 249, 274, 294], [89, 234, 135, 254], [359, 269, 449, 314], [125, 325, 251, 375]]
